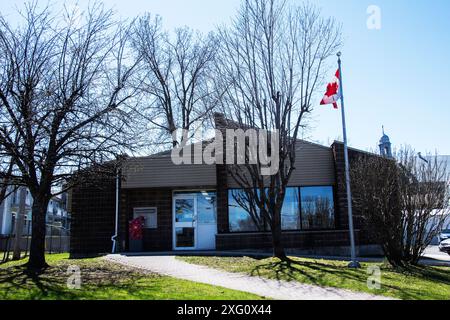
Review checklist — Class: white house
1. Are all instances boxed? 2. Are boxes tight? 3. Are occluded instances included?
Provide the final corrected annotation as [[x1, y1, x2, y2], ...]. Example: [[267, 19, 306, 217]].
[[0, 187, 69, 236]]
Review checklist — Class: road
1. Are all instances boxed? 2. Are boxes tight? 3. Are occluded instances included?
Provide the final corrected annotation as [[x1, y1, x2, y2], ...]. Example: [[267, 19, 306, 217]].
[[423, 245, 450, 262]]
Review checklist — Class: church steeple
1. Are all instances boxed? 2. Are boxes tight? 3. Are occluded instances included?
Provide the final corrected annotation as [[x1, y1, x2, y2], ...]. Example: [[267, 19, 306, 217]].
[[379, 126, 392, 158]]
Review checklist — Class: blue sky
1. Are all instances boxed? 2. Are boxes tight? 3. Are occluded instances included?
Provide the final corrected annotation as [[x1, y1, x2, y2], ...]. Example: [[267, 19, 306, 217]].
[[2, 0, 449, 154]]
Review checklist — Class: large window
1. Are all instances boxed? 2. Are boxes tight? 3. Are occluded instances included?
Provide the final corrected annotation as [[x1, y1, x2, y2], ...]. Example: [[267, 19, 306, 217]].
[[300, 186, 335, 230], [228, 186, 335, 232], [228, 189, 262, 232], [281, 188, 301, 230]]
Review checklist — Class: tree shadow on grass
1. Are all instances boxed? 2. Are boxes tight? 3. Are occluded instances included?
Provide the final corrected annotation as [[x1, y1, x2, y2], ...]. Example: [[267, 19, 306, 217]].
[[250, 258, 342, 284], [0, 265, 69, 299], [0, 257, 212, 300], [392, 264, 450, 285], [248, 257, 450, 300], [0, 260, 146, 300]]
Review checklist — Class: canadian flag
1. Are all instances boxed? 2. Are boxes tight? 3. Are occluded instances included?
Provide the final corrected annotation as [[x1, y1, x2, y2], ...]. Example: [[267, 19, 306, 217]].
[[320, 70, 340, 109]]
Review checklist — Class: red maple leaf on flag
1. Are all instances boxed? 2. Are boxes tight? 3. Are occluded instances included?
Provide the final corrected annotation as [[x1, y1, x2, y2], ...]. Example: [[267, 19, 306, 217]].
[[320, 70, 340, 109]]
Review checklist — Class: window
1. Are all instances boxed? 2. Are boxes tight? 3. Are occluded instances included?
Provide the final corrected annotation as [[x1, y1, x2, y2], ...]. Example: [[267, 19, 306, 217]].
[[197, 192, 217, 224], [300, 186, 335, 230], [228, 189, 262, 232], [281, 188, 301, 230], [12, 190, 17, 205], [175, 227, 194, 247], [228, 186, 335, 232], [175, 198, 194, 223], [133, 207, 157, 229]]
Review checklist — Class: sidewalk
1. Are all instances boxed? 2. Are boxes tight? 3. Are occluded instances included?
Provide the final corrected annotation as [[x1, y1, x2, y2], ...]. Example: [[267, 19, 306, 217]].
[[106, 254, 394, 300], [112, 248, 450, 267]]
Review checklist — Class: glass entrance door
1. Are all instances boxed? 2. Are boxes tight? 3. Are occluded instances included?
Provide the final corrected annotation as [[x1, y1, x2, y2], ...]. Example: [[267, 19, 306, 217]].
[[173, 195, 196, 250]]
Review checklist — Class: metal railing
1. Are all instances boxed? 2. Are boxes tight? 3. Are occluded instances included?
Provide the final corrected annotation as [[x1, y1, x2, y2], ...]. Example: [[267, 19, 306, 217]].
[[0, 223, 70, 263]]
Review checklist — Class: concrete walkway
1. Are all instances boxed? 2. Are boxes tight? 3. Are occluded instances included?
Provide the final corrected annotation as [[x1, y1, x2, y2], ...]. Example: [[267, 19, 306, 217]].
[[105, 254, 393, 300], [107, 248, 450, 266]]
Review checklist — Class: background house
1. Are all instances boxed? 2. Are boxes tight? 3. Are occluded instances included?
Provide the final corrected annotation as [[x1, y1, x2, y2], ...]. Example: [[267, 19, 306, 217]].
[[0, 187, 70, 237]]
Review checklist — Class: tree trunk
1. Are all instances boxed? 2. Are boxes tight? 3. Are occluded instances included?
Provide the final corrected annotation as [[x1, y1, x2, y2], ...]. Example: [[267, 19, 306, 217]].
[[27, 197, 50, 270], [12, 187, 27, 260], [383, 243, 406, 269], [272, 229, 287, 260], [271, 207, 287, 261]]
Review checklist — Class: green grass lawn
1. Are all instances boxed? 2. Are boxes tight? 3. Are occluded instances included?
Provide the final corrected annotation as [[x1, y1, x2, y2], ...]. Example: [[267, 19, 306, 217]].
[[0, 254, 264, 300], [178, 256, 450, 300]]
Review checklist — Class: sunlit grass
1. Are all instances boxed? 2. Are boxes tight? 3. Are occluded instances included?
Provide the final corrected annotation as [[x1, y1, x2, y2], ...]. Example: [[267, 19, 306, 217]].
[[0, 254, 265, 300], [178, 256, 450, 300]]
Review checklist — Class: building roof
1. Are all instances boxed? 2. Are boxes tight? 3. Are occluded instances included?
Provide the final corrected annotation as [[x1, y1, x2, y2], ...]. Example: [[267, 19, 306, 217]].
[[121, 114, 343, 189]]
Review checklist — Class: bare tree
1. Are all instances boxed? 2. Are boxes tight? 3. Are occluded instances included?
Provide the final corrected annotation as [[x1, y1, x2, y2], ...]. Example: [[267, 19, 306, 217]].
[[133, 14, 217, 147], [351, 148, 449, 267], [132, 15, 219, 149], [0, 2, 141, 269], [0, 157, 18, 205], [350, 155, 404, 266], [214, 0, 341, 259]]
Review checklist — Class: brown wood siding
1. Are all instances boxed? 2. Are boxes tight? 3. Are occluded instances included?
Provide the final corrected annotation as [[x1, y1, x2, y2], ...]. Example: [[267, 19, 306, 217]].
[[227, 141, 336, 188], [122, 156, 217, 189], [288, 141, 336, 186]]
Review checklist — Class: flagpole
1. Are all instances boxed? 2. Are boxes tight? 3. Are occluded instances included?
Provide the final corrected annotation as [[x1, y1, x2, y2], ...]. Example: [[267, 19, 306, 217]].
[[337, 52, 360, 269]]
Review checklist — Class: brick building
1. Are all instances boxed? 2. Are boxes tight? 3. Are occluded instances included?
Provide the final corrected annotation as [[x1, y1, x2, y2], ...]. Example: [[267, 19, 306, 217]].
[[70, 115, 380, 257]]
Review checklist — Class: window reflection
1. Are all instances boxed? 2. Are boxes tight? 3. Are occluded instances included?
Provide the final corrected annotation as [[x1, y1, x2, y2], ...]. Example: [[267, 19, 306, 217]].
[[281, 188, 301, 230], [300, 187, 335, 230], [228, 186, 335, 232], [228, 189, 263, 232], [197, 192, 217, 224], [175, 198, 194, 222]]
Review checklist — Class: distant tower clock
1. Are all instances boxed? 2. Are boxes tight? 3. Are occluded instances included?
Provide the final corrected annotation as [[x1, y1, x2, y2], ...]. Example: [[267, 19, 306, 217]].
[[379, 126, 393, 158]]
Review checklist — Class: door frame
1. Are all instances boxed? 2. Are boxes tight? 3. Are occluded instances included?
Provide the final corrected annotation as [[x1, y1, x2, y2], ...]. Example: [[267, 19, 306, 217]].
[[172, 193, 198, 251], [172, 190, 217, 251]]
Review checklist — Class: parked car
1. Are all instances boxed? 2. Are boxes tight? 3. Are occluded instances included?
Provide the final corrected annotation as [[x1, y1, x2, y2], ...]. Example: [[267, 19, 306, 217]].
[[439, 239, 450, 255], [439, 229, 450, 243]]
